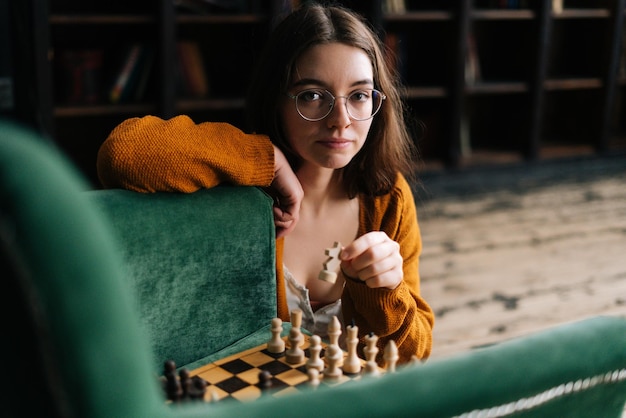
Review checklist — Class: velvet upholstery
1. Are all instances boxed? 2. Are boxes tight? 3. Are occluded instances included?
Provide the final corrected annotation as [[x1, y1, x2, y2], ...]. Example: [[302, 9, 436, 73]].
[[3, 119, 626, 418], [1, 121, 163, 418], [87, 187, 276, 372]]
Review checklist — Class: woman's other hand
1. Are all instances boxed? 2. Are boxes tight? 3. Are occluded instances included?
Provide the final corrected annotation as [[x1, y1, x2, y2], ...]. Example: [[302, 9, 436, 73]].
[[269, 146, 303, 238]]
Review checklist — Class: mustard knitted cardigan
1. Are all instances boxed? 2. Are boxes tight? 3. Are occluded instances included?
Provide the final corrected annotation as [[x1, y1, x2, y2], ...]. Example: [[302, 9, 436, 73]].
[[97, 115, 434, 361]]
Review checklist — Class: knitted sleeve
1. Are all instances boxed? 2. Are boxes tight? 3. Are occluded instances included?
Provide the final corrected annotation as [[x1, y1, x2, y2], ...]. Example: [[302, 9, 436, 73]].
[[96, 115, 275, 192], [342, 175, 434, 363]]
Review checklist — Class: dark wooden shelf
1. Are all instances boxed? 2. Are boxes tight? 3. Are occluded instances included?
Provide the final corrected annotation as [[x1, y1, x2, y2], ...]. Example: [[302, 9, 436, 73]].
[[10, 0, 626, 183], [402, 86, 448, 99], [472, 9, 535, 20], [552, 9, 611, 19], [176, 14, 267, 24], [54, 103, 157, 117], [543, 78, 604, 90], [466, 81, 528, 95], [385, 11, 453, 22], [50, 14, 156, 25]]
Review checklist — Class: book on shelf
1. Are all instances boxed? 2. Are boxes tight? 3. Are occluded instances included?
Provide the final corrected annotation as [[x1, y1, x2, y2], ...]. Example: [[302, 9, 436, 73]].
[[133, 45, 155, 102], [176, 41, 209, 99], [465, 32, 481, 85], [109, 43, 146, 104], [0, 0, 13, 112], [617, 28, 626, 82], [57, 49, 104, 105], [383, 0, 406, 14], [384, 32, 407, 85]]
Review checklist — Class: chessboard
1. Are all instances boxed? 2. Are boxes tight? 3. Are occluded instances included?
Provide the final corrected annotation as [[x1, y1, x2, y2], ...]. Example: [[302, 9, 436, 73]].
[[162, 310, 396, 404], [187, 333, 373, 403]]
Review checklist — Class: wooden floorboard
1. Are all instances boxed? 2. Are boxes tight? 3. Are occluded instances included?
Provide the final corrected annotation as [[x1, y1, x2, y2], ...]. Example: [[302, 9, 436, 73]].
[[413, 154, 626, 359]]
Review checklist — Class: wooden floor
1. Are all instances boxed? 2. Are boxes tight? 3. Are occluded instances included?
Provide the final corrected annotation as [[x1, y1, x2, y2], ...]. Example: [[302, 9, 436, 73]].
[[413, 154, 626, 359]]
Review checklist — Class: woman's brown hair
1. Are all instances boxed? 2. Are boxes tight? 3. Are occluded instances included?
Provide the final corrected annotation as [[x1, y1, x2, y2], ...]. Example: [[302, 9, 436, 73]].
[[246, 3, 416, 197]]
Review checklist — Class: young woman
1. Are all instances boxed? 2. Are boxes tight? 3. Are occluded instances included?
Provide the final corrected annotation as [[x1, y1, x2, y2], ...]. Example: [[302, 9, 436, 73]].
[[97, 3, 434, 364]]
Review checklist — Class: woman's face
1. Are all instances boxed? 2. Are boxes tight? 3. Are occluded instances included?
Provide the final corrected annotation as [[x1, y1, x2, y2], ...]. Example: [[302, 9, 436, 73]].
[[281, 42, 375, 170]]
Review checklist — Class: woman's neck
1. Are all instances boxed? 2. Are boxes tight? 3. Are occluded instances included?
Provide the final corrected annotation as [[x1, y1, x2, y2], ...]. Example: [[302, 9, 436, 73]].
[[297, 164, 346, 200]]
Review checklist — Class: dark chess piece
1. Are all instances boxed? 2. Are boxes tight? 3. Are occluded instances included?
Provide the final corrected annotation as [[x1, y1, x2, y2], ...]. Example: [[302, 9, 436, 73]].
[[163, 360, 182, 402], [257, 370, 273, 392], [179, 368, 191, 400], [188, 376, 208, 401]]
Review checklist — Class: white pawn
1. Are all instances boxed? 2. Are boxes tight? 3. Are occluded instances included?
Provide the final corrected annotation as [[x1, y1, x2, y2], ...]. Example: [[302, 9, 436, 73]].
[[307, 368, 320, 388], [363, 333, 380, 376], [323, 344, 343, 381], [306, 335, 324, 372], [326, 316, 343, 367], [286, 309, 305, 364], [267, 317, 285, 354], [383, 340, 399, 373], [342, 324, 361, 374]]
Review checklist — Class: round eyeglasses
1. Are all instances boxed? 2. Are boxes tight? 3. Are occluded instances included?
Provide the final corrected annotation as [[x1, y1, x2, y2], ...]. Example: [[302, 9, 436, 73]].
[[286, 88, 386, 122]]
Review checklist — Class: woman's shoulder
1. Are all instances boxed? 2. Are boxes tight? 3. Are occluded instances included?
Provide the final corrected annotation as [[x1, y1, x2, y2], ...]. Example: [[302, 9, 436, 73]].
[[381, 173, 415, 203], [360, 173, 416, 212]]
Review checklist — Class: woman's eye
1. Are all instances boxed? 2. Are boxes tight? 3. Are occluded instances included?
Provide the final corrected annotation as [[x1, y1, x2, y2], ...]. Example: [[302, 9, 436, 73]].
[[301, 90, 323, 102], [351, 91, 370, 102]]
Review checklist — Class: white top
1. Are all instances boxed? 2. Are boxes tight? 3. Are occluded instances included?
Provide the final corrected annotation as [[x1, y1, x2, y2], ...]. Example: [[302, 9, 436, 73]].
[[284, 265, 344, 342]]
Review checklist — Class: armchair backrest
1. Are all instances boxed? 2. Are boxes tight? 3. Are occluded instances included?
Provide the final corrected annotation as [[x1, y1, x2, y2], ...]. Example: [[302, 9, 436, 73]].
[[86, 186, 277, 372], [0, 121, 165, 418]]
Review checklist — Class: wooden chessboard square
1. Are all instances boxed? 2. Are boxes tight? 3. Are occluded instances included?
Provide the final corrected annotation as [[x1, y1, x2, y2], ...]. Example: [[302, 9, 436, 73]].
[[219, 358, 254, 375], [274, 367, 310, 386], [229, 384, 262, 402], [196, 365, 234, 384], [215, 375, 249, 394], [240, 350, 277, 367], [235, 367, 265, 385], [259, 358, 294, 376]]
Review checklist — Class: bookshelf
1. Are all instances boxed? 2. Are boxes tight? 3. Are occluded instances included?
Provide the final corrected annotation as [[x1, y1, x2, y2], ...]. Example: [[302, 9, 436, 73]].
[[379, 0, 626, 168], [7, 0, 626, 185]]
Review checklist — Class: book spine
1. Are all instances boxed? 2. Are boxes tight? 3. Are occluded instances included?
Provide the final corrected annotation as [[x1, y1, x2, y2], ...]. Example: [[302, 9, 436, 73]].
[[109, 44, 142, 104]]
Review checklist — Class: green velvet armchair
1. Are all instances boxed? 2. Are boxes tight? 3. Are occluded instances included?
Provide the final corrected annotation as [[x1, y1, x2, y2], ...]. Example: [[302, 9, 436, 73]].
[[3, 119, 626, 418]]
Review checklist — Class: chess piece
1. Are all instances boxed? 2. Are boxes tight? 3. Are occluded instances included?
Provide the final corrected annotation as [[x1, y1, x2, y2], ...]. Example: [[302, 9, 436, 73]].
[[306, 335, 324, 372], [327, 315, 342, 347], [286, 309, 305, 364], [384, 340, 399, 373], [178, 368, 191, 399], [363, 333, 380, 376], [257, 370, 273, 391], [318, 241, 342, 283], [267, 317, 285, 354], [326, 315, 343, 368], [342, 324, 361, 374], [307, 368, 321, 388], [163, 359, 182, 401], [323, 343, 343, 381], [188, 376, 207, 401]]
